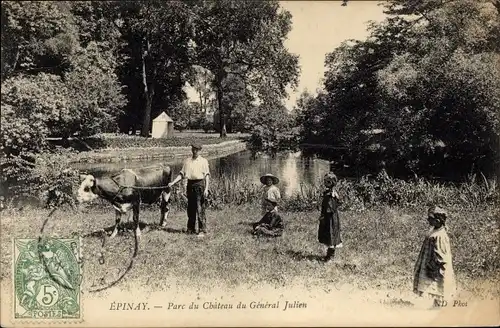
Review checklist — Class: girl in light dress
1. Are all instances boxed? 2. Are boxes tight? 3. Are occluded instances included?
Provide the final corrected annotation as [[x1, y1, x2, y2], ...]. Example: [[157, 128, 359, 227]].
[[413, 206, 456, 306]]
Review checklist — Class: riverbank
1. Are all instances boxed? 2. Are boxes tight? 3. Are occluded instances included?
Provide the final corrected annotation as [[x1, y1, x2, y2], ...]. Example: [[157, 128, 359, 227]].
[[67, 139, 248, 164], [44, 131, 249, 164], [2, 204, 498, 300]]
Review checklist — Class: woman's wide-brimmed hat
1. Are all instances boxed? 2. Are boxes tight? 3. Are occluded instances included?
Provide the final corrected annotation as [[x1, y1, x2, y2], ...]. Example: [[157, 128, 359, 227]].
[[260, 173, 279, 185]]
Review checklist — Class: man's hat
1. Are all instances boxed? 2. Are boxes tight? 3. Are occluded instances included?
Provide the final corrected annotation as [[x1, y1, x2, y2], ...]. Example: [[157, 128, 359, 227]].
[[428, 205, 448, 223], [191, 143, 202, 150], [324, 172, 338, 184], [260, 173, 279, 185]]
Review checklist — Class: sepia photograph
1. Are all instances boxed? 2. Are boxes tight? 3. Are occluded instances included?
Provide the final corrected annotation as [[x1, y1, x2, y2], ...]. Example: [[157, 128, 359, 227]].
[[1, 0, 499, 327]]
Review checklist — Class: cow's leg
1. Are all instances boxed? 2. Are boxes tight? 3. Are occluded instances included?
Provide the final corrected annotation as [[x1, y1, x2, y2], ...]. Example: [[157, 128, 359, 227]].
[[133, 202, 141, 238], [110, 209, 122, 238], [160, 190, 171, 227]]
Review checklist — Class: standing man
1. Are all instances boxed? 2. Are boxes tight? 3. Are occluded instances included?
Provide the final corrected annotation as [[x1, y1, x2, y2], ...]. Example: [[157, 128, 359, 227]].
[[169, 143, 210, 237]]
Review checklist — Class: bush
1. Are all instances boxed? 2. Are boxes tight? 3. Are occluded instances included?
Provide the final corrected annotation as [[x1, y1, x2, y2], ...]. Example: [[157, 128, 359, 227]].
[[245, 102, 300, 154], [163, 174, 499, 213], [1, 150, 80, 208], [200, 117, 214, 133]]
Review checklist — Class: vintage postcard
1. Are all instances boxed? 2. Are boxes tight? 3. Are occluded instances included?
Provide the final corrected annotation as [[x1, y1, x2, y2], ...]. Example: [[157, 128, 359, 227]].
[[1, 0, 499, 327]]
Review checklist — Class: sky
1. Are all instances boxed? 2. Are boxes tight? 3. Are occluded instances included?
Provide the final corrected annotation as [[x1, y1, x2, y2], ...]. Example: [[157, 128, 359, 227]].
[[281, 0, 387, 109], [185, 1, 388, 110]]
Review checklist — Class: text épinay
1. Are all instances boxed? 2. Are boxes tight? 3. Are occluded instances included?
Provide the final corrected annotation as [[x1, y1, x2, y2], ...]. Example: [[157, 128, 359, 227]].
[[109, 301, 307, 311]]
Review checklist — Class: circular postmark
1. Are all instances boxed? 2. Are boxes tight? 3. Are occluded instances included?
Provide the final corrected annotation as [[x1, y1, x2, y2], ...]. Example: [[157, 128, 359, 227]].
[[37, 207, 138, 295], [81, 224, 138, 293]]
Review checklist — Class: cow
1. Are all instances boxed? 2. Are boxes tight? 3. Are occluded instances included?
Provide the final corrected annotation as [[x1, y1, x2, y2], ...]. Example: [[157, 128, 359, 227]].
[[76, 165, 172, 239]]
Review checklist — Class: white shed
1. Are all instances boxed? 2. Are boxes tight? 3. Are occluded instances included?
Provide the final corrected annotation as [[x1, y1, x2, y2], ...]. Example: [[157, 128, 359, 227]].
[[152, 112, 174, 138]]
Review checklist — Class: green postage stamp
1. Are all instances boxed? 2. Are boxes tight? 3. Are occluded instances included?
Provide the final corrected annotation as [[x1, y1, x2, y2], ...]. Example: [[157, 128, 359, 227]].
[[13, 237, 83, 320]]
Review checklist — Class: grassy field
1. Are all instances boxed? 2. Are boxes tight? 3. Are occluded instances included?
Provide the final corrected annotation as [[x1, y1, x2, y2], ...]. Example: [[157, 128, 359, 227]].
[[1, 202, 498, 306]]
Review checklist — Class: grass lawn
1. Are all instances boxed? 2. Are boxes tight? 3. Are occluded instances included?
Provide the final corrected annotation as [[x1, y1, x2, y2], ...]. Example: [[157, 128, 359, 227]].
[[1, 203, 498, 306], [84, 130, 249, 149], [46, 130, 250, 154]]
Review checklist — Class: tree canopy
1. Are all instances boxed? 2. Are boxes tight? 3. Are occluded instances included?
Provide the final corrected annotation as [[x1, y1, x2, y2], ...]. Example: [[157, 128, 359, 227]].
[[298, 0, 500, 179], [191, 0, 299, 137], [1, 0, 300, 199]]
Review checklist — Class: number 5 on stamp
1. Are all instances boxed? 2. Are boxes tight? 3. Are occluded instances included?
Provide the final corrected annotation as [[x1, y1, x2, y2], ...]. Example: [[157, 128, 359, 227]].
[[13, 237, 83, 320]]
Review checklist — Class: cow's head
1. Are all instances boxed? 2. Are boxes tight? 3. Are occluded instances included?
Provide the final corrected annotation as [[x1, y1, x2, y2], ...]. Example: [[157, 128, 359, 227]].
[[77, 174, 99, 204]]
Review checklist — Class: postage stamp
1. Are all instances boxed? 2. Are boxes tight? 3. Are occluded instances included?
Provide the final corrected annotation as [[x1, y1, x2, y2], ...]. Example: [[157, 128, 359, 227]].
[[13, 237, 83, 320]]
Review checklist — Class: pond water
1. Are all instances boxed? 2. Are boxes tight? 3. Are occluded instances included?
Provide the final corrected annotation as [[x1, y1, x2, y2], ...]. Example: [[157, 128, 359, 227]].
[[72, 150, 331, 197]]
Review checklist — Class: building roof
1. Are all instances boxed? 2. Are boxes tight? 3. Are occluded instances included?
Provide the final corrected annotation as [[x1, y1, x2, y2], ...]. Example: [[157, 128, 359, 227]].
[[153, 112, 174, 122]]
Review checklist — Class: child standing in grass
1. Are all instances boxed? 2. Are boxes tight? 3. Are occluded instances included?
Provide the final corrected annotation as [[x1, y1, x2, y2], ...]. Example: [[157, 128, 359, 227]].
[[318, 172, 342, 262], [413, 206, 456, 305]]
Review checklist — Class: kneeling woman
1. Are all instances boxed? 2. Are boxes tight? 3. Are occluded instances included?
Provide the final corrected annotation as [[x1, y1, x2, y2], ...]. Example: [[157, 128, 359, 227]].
[[252, 199, 284, 237]]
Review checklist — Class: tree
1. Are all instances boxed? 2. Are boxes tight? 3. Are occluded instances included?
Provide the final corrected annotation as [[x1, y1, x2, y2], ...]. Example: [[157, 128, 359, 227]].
[[1, 1, 126, 200], [214, 71, 253, 133], [190, 65, 215, 114], [115, 1, 195, 137], [1, 1, 79, 80], [294, 90, 326, 144], [1, 1, 126, 139], [300, 0, 500, 179], [245, 98, 299, 153], [192, 0, 299, 137], [170, 101, 192, 132], [376, 0, 500, 176]]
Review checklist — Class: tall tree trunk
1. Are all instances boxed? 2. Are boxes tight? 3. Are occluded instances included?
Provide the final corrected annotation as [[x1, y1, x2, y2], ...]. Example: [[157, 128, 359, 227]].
[[141, 92, 153, 137], [140, 39, 155, 138], [199, 91, 203, 112], [217, 89, 227, 138], [202, 94, 207, 114], [1, 39, 19, 81], [215, 74, 227, 138]]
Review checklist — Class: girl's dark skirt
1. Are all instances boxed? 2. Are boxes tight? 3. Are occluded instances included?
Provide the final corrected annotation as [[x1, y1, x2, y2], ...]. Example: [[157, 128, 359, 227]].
[[318, 212, 342, 247]]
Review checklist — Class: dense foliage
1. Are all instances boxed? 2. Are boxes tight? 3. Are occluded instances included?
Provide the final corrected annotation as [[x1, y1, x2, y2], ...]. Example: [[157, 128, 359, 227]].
[[200, 174, 499, 213], [191, 0, 300, 137], [297, 0, 500, 180], [1, 0, 299, 201], [245, 100, 300, 154], [1, 1, 126, 200]]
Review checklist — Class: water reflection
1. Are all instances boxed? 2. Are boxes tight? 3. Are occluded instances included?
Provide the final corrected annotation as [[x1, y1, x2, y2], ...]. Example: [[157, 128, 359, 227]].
[[282, 152, 299, 196], [72, 150, 331, 197]]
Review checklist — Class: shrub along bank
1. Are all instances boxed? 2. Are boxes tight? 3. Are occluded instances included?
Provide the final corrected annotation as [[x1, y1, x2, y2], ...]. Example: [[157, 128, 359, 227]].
[[23, 163, 500, 213], [168, 173, 499, 213]]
